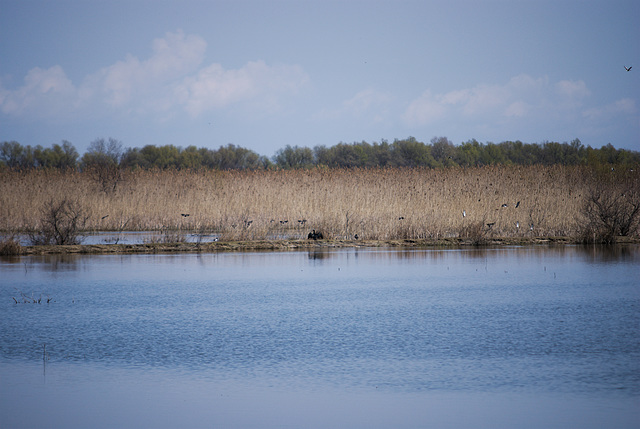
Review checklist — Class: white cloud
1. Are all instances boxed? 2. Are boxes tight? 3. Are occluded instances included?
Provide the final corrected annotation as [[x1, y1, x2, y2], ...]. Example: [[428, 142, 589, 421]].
[[0, 31, 308, 120], [342, 88, 391, 116], [176, 60, 308, 116], [404, 90, 447, 126], [504, 101, 529, 117], [583, 98, 636, 121], [93, 31, 206, 108], [315, 88, 392, 124], [555, 79, 590, 99], [555, 79, 590, 109], [0, 65, 75, 116], [403, 74, 589, 127]]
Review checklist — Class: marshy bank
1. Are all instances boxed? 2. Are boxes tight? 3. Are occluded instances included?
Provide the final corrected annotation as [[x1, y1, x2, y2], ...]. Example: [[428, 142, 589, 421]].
[[1, 165, 638, 255]]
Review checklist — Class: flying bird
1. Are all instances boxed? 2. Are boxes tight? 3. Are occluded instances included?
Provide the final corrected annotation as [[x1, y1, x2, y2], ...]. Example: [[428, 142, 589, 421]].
[[624, 66, 632, 71]]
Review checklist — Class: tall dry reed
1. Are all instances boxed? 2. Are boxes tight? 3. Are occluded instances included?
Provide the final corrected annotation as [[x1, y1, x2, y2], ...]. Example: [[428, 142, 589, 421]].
[[1, 166, 635, 241]]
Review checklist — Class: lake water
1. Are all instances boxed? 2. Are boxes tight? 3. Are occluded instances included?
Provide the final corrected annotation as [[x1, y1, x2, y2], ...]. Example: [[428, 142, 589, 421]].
[[1, 245, 639, 429]]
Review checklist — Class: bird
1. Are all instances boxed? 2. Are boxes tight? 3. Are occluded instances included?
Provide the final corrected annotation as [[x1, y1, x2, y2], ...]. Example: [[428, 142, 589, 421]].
[[101, 215, 109, 220], [462, 210, 466, 217], [624, 66, 632, 71], [486, 222, 495, 229], [308, 230, 323, 240], [501, 203, 508, 208], [181, 213, 190, 217], [515, 201, 520, 208], [516, 221, 520, 229]]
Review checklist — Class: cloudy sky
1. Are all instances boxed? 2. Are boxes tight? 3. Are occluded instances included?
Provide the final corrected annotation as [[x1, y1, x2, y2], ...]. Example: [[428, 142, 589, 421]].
[[1, 0, 638, 156]]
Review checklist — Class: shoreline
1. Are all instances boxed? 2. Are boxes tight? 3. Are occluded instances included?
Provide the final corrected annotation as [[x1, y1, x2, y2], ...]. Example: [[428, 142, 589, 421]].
[[12, 236, 640, 255]]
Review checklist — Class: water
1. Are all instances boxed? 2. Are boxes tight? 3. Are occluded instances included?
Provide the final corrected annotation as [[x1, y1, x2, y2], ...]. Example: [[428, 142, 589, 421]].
[[1, 246, 639, 428]]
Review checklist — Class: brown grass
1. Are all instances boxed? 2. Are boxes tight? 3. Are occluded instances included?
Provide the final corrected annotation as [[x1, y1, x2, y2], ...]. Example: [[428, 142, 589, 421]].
[[1, 165, 637, 242]]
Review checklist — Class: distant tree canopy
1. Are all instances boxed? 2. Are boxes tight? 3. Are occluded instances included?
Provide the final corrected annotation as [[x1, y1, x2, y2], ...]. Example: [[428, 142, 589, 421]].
[[0, 140, 78, 170], [1, 137, 639, 171]]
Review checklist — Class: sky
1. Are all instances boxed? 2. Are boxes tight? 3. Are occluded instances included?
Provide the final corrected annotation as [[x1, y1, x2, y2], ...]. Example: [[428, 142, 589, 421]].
[[1, 0, 638, 157]]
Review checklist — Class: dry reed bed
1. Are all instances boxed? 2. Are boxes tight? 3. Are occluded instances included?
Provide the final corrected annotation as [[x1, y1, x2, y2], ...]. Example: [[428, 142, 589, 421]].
[[0, 166, 630, 241]]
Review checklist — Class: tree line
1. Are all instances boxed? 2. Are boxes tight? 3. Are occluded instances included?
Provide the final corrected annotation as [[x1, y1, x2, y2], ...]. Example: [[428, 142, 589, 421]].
[[1, 136, 638, 171]]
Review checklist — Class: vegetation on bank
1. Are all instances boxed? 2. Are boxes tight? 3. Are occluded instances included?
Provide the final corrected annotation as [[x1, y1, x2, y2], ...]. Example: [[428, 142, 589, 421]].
[[1, 137, 639, 172], [1, 164, 638, 255]]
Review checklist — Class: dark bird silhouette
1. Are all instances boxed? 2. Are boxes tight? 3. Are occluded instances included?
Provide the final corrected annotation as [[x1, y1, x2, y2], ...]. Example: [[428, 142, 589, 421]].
[[486, 222, 495, 229], [308, 230, 323, 240], [515, 201, 520, 208], [181, 213, 190, 217], [501, 203, 508, 208], [624, 66, 632, 71], [101, 215, 109, 220]]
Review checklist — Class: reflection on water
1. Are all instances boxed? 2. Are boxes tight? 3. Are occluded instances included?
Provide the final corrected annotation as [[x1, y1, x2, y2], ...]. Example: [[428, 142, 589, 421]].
[[1, 245, 639, 429]]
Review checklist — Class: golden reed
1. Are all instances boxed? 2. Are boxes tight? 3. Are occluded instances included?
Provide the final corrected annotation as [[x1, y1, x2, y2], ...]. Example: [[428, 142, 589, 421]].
[[0, 165, 634, 241]]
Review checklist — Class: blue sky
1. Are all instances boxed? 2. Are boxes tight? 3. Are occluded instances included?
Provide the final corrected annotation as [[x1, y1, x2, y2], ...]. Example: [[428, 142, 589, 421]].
[[1, 0, 638, 157]]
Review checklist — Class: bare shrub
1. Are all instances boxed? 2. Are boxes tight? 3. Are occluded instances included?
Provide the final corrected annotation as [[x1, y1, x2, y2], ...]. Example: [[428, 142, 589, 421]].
[[579, 173, 640, 243], [87, 163, 123, 194], [28, 198, 88, 245], [0, 235, 21, 255], [458, 221, 489, 245]]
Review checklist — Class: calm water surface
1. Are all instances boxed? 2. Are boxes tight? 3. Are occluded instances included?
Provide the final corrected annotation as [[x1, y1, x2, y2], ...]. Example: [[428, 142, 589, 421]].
[[1, 245, 639, 428]]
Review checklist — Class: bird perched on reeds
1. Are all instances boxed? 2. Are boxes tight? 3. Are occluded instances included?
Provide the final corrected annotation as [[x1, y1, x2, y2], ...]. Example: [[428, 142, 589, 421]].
[[308, 230, 323, 240]]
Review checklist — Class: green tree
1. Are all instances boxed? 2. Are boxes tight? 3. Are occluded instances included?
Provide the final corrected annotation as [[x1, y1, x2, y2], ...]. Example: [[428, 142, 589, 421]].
[[0, 141, 35, 169], [456, 139, 482, 166], [273, 145, 315, 169], [430, 136, 456, 166], [34, 141, 78, 169], [480, 142, 507, 165], [392, 137, 438, 167], [212, 144, 265, 169], [178, 145, 204, 169]]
